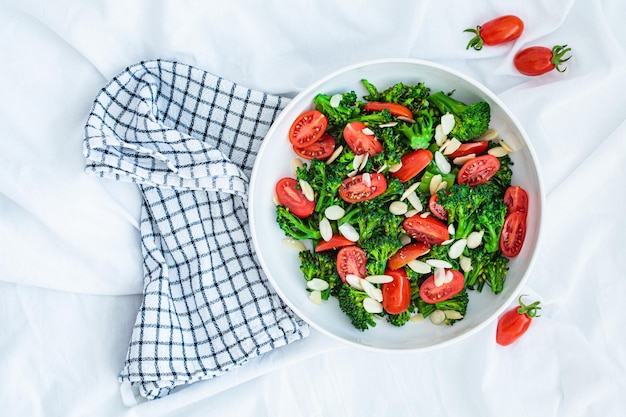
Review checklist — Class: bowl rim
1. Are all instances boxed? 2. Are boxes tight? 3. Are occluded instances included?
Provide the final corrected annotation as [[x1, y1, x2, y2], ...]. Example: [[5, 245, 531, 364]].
[[249, 57, 545, 352]]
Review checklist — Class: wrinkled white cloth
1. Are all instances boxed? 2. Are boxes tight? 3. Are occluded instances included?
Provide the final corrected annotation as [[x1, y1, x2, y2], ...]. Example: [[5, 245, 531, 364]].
[[83, 60, 308, 400]]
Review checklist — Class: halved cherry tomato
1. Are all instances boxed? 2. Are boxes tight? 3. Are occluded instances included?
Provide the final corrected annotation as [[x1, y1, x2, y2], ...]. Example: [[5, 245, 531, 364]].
[[496, 295, 541, 346], [446, 141, 489, 159], [419, 269, 464, 304], [500, 211, 527, 257], [403, 215, 450, 245], [289, 109, 328, 148], [387, 243, 431, 270], [315, 235, 354, 252], [275, 177, 315, 218], [504, 186, 529, 215], [382, 268, 411, 315], [293, 133, 336, 160], [465, 15, 524, 51], [391, 149, 433, 183], [338, 173, 387, 203], [514, 45, 572, 76], [343, 121, 383, 156], [457, 154, 500, 186], [363, 102, 413, 119], [336, 246, 367, 283], [428, 194, 448, 221]]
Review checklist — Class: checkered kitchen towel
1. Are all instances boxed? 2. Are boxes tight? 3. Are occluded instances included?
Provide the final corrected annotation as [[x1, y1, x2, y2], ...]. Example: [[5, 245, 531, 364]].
[[83, 60, 309, 400]]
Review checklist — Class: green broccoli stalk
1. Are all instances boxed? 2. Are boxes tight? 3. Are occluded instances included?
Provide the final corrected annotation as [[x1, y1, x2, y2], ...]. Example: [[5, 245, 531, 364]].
[[361, 235, 403, 276], [334, 283, 377, 331], [429, 91, 490, 141], [398, 111, 434, 150], [475, 198, 507, 253], [313, 91, 358, 126], [276, 205, 321, 241]]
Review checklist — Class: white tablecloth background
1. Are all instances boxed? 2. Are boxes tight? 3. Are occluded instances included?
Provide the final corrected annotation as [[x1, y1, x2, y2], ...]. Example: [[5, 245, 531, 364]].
[[1, 0, 625, 415]]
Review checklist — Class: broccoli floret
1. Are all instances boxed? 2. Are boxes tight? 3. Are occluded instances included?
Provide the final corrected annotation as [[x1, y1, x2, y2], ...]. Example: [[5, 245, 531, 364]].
[[438, 182, 501, 239], [361, 235, 403, 276], [299, 250, 339, 299], [464, 246, 509, 293], [314, 91, 358, 126], [335, 283, 377, 331], [339, 196, 404, 242], [475, 198, 507, 253], [387, 310, 412, 327], [276, 205, 321, 241], [351, 106, 393, 126], [490, 152, 513, 191], [429, 91, 490, 141], [398, 111, 434, 150], [361, 80, 431, 114], [297, 159, 344, 213], [415, 289, 469, 325]]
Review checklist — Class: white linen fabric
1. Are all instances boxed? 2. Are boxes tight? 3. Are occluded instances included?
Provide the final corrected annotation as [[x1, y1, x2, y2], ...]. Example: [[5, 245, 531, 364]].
[[83, 60, 308, 400], [2, 0, 626, 416]]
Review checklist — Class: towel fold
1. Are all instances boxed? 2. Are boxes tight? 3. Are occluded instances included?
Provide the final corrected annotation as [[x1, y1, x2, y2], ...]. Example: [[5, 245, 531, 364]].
[[83, 60, 309, 400]]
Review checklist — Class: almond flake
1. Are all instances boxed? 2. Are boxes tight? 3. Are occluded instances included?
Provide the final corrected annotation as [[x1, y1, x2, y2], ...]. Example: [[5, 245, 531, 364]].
[[488, 146, 508, 158], [362, 172, 371, 187], [406, 192, 423, 211], [430, 310, 446, 325], [307, 278, 330, 291], [498, 139, 514, 153], [319, 217, 332, 242], [448, 238, 467, 259], [330, 94, 343, 107], [426, 259, 452, 269], [388, 162, 403, 173], [401, 182, 420, 201], [443, 310, 463, 320], [362, 127, 375, 136], [326, 145, 343, 165], [434, 124, 446, 146], [397, 115, 416, 123], [453, 154, 476, 165], [407, 259, 431, 274], [363, 298, 383, 314], [281, 237, 306, 252], [434, 151, 451, 175], [466, 230, 484, 249], [404, 209, 419, 218], [460, 255, 473, 272], [366, 274, 394, 284], [441, 113, 455, 135], [443, 270, 454, 284], [339, 222, 359, 242], [379, 122, 398, 128], [325, 205, 345, 221], [299, 179, 314, 201], [353, 154, 365, 171], [309, 290, 322, 305], [389, 201, 408, 215], [434, 267, 446, 287], [346, 274, 364, 290], [442, 138, 462, 156], [291, 158, 304, 175], [429, 174, 442, 195], [359, 153, 369, 171], [400, 234, 412, 245], [476, 128, 498, 142], [361, 279, 383, 302]]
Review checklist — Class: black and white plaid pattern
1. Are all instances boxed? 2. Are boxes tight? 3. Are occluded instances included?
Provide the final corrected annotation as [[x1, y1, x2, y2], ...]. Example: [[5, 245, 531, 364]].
[[83, 60, 309, 400]]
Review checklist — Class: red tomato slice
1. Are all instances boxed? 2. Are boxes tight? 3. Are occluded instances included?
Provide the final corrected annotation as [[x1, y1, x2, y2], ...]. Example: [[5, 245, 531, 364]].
[[382, 268, 411, 315], [315, 235, 354, 252], [338, 173, 387, 203], [336, 246, 367, 283], [500, 211, 527, 257], [403, 215, 450, 245], [293, 133, 336, 160], [457, 154, 501, 187], [363, 102, 413, 119], [504, 186, 529, 215], [289, 110, 328, 148], [391, 149, 433, 183], [446, 141, 489, 159], [275, 177, 315, 218], [428, 193, 448, 221], [343, 121, 383, 156], [387, 243, 431, 270], [419, 269, 464, 304]]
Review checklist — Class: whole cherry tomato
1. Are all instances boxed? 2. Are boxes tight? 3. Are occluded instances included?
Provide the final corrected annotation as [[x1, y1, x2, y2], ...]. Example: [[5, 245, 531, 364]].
[[514, 45, 572, 76], [496, 295, 541, 346], [382, 268, 412, 315], [465, 15, 524, 51]]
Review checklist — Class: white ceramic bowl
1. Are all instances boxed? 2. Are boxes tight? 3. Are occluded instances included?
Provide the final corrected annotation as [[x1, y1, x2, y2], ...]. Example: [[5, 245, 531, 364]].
[[249, 58, 544, 351]]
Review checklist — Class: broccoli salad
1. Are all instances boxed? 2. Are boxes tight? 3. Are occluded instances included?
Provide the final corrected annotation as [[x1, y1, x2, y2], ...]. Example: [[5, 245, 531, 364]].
[[274, 79, 529, 331]]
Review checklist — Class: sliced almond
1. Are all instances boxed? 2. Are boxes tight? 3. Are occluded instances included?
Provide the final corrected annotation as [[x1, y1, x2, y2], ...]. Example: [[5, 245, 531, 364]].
[[346, 274, 364, 290], [430, 310, 446, 325], [488, 146, 508, 158], [443, 270, 454, 284], [448, 238, 467, 259], [299, 179, 314, 201], [441, 113, 455, 135], [453, 154, 476, 166], [400, 234, 412, 245], [291, 158, 304, 175], [405, 209, 420, 218], [426, 259, 452, 269], [377, 163, 388, 173], [397, 115, 416, 123], [389, 201, 409, 215], [325, 205, 345, 221], [366, 274, 394, 284], [361, 279, 383, 302], [476, 128, 498, 142], [448, 223, 456, 236], [466, 230, 484, 249], [406, 192, 423, 212], [363, 297, 383, 314], [443, 310, 463, 320], [429, 174, 442, 196], [309, 290, 322, 305], [338, 222, 359, 242], [401, 182, 420, 201], [440, 238, 454, 246], [307, 278, 330, 291], [410, 313, 424, 322], [362, 172, 371, 187], [273, 194, 280, 205], [352, 154, 365, 171], [359, 153, 369, 171], [281, 237, 307, 252], [434, 124, 446, 146], [434, 267, 446, 287], [460, 255, 473, 272], [319, 217, 332, 242], [330, 94, 343, 107], [388, 162, 403, 173], [326, 145, 343, 165], [407, 259, 431, 274], [379, 122, 398, 128], [442, 138, 462, 156], [498, 139, 514, 153], [434, 151, 451, 175], [362, 127, 375, 136]]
